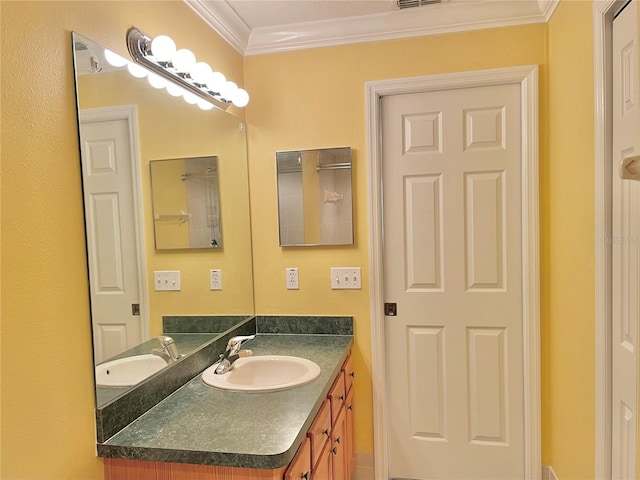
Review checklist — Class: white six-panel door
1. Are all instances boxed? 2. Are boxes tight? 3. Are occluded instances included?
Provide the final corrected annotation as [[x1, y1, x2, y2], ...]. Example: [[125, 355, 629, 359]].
[[382, 83, 524, 479], [612, 2, 639, 478], [80, 109, 144, 364]]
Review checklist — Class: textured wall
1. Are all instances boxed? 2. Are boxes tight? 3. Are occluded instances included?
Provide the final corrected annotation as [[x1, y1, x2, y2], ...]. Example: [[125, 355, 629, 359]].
[[0, 2, 242, 478], [546, 2, 596, 478]]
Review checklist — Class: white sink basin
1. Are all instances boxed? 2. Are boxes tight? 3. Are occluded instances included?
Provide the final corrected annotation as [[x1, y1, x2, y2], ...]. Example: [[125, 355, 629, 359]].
[[95, 354, 168, 387], [201, 355, 321, 392]]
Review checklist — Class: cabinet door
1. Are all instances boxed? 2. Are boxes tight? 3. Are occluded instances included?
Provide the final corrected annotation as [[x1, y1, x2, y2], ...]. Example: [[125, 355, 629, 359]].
[[330, 407, 347, 480], [343, 354, 355, 394], [285, 437, 312, 480], [345, 387, 355, 480], [308, 400, 332, 468], [328, 371, 346, 424], [312, 441, 332, 480]]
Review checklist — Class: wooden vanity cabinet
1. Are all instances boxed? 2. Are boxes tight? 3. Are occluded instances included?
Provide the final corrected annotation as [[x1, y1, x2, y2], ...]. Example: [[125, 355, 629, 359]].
[[284, 437, 311, 480], [104, 352, 355, 480], [329, 406, 348, 479], [308, 399, 332, 468], [306, 353, 355, 480], [104, 458, 288, 479], [311, 442, 332, 480], [342, 353, 355, 480], [345, 387, 355, 480]]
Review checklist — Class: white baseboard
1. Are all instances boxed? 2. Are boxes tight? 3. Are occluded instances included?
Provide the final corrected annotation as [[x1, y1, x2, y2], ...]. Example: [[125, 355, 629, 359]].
[[354, 454, 554, 480], [542, 465, 559, 480], [355, 452, 375, 480]]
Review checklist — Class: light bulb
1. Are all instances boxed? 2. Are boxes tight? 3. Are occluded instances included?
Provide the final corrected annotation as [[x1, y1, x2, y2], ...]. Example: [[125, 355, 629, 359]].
[[150, 35, 176, 62], [166, 83, 184, 97], [219, 81, 238, 101], [205, 71, 226, 93], [172, 48, 195, 73], [183, 92, 199, 105], [197, 99, 214, 111], [147, 73, 167, 89], [189, 62, 212, 84], [231, 88, 250, 108], [127, 62, 148, 78], [104, 49, 128, 68]]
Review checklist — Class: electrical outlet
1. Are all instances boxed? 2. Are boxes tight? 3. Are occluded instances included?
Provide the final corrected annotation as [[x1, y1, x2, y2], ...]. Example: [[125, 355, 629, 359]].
[[286, 267, 299, 290], [210, 269, 222, 291], [330, 267, 362, 290], [154, 270, 181, 291]]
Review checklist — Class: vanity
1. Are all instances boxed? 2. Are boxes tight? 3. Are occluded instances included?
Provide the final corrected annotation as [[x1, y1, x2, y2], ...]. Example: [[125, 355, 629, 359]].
[[98, 317, 355, 480]]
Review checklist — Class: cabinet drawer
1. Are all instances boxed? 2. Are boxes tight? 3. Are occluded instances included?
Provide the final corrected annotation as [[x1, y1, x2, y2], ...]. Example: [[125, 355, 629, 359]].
[[308, 400, 331, 468], [328, 371, 346, 423], [284, 436, 311, 480], [343, 354, 355, 394]]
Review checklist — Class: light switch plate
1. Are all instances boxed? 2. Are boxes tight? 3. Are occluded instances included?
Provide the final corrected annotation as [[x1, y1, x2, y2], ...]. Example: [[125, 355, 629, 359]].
[[331, 267, 362, 290], [154, 270, 181, 291]]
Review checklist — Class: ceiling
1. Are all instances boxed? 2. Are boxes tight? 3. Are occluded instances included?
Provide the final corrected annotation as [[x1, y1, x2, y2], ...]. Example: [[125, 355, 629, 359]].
[[185, 0, 558, 55]]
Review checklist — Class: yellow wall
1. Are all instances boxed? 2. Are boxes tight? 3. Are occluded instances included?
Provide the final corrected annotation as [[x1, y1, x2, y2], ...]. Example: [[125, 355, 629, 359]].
[[546, 2, 595, 478], [244, 23, 548, 460], [0, 1, 603, 479], [0, 2, 243, 478]]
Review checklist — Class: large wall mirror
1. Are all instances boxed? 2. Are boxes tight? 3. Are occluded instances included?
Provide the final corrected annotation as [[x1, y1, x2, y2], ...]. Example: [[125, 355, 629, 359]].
[[72, 33, 254, 408]]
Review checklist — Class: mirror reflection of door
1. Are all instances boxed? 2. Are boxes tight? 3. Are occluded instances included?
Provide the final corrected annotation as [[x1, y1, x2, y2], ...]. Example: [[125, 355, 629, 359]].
[[80, 106, 146, 364]]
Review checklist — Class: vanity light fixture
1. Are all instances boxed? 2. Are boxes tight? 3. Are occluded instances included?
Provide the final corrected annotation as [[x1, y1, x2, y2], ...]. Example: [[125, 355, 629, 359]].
[[125, 27, 249, 111]]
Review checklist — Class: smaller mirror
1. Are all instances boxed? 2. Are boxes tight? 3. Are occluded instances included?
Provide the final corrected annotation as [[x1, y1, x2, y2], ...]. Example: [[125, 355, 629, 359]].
[[150, 156, 222, 249], [277, 147, 353, 246]]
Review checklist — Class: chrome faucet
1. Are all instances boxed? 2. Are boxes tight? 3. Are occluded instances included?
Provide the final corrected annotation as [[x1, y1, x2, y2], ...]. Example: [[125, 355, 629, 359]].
[[151, 335, 182, 363], [214, 334, 255, 374]]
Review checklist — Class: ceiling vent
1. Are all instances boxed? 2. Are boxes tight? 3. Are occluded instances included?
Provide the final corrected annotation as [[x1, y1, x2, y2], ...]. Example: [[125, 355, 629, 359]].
[[397, 0, 442, 9]]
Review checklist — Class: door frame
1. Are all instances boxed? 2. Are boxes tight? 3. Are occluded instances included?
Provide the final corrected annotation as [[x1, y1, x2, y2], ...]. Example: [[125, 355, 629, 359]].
[[366, 65, 541, 480], [594, 1, 635, 478], [79, 104, 150, 355]]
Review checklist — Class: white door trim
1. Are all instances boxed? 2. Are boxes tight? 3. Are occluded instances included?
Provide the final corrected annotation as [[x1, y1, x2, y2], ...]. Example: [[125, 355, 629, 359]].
[[78, 104, 150, 348], [366, 65, 541, 480], [594, 2, 631, 478]]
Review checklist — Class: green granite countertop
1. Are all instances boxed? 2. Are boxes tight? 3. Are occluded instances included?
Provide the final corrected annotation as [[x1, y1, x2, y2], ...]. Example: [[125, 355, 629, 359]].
[[98, 333, 353, 469]]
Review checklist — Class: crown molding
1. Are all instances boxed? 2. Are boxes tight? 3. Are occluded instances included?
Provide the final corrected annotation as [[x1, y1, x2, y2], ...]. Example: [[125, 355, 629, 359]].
[[185, 0, 250, 54], [186, 0, 559, 56]]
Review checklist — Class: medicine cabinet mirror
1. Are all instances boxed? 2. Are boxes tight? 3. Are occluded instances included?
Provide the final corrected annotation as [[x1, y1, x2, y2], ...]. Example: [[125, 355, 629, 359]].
[[150, 156, 222, 249], [276, 147, 354, 246], [72, 33, 254, 409]]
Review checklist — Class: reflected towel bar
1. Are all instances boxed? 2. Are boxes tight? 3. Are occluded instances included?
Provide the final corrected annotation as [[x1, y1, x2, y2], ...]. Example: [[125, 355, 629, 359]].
[[154, 211, 191, 223]]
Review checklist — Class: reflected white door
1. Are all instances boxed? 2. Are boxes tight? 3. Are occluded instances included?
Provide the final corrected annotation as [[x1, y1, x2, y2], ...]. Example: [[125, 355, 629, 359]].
[[80, 107, 144, 363], [612, 2, 639, 478], [382, 83, 524, 479]]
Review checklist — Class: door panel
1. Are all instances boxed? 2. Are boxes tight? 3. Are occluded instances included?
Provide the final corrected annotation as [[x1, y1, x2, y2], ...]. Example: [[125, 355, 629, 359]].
[[612, 3, 639, 478], [383, 83, 524, 479], [80, 115, 143, 363]]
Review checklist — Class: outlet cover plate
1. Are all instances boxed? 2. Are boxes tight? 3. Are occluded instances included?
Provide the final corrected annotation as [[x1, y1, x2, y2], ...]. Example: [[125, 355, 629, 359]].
[[331, 267, 362, 289], [286, 267, 299, 290], [210, 269, 222, 290]]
